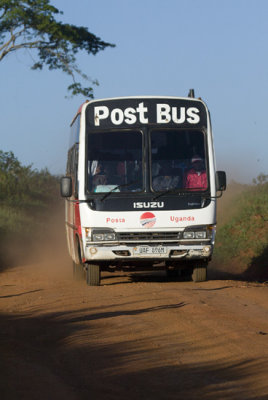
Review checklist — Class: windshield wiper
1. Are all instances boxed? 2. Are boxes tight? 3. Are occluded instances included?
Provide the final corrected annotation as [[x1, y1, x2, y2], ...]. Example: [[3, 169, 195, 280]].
[[153, 188, 207, 200], [100, 180, 141, 201]]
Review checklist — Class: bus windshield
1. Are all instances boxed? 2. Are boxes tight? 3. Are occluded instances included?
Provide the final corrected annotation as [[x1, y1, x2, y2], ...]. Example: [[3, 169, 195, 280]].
[[87, 130, 143, 193], [150, 129, 208, 192]]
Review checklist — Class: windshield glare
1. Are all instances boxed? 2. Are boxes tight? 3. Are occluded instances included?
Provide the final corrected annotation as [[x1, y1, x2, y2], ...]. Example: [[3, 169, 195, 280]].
[[87, 130, 143, 193], [151, 129, 208, 192]]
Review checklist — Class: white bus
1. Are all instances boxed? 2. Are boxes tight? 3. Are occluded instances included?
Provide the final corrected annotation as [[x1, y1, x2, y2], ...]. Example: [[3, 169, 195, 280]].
[[61, 91, 226, 286]]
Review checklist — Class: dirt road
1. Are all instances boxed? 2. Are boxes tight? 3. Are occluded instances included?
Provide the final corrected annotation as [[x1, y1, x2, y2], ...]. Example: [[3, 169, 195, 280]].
[[1, 256, 268, 400]]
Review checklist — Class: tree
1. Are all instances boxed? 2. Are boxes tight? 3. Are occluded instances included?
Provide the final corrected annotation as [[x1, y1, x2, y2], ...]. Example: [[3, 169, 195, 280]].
[[0, 0, 115, 97], [253, 173, 268, 185], [0, 150, 59, 207]]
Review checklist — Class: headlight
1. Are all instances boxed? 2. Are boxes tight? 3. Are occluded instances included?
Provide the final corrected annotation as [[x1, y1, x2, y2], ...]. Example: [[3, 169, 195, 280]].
[[92, 230, 116, 242], [104, 233, 116, 241], [183, 227, 208, 239], [195, 231, 206, 239], [183, 231, 195, 239], [93, 233, 105, 241]]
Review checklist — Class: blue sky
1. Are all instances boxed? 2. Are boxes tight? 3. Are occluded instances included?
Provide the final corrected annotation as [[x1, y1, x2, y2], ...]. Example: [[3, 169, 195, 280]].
[[1, 0, 268, 182]]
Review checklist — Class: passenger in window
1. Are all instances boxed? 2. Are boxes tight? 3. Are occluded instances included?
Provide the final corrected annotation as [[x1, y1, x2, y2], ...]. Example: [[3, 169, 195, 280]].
[[152, 161, 161, 177], [153, 166, 180, 191], [117, 161, 125, 177], [92, 163, 107, 190], [184, 155, 207, 189]]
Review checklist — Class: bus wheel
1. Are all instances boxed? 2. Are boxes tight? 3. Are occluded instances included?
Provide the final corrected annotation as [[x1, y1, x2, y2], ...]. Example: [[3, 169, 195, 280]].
[[86, 264, 100, 286], [192, 265, 207, 282], [73, 261, 85, 281], [166, 268, 179, 279]]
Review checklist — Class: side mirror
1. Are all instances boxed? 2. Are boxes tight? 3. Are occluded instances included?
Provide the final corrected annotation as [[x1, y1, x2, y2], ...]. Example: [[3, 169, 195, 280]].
[[60, 176, 72, 197], [216, 171, 227, 192]]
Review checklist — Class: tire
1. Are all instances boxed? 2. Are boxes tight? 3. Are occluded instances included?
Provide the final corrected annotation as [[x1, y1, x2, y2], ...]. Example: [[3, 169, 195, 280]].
[[86, 264, 100, 286], [192, 265, 207, 282], [73, 261, 85, 281], [166, 268, 179, 279]]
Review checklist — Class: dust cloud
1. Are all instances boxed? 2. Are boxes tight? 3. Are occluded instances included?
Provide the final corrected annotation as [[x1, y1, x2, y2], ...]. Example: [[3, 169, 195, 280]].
[[216, 180, 248, 226], [0, 199, 71, 280], [1, 178, 266, 282], [29, 200, 72, 279]]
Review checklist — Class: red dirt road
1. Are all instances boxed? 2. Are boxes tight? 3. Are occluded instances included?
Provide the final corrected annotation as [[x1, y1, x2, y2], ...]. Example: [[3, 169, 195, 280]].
[[1, 256, 268, 400]]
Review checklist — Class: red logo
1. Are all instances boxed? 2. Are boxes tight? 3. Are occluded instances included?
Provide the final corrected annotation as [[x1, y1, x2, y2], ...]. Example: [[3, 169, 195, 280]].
[[140, 212, 156, 228]]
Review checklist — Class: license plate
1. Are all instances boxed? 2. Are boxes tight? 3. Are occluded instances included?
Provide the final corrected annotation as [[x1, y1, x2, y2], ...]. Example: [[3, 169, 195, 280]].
[[133, 246, 167, 255]]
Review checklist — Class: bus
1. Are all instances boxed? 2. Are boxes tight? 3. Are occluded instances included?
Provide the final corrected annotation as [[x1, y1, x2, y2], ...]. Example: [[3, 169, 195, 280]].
[[60, 91, 226, 286]]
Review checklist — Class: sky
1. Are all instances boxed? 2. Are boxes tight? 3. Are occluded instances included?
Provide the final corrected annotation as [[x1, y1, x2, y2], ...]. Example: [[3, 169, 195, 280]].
[[1, 0, 268, 183]]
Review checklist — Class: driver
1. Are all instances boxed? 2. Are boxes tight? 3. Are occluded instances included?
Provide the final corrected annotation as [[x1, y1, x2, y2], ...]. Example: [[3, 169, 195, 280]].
[[92, 163, 107, 190]]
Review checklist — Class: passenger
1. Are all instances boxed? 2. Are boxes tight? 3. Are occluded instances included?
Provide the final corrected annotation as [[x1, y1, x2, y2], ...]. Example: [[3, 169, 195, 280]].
[[153, 166, 180, 191], [184, 155, 207, 189], [92, 163, 107, 190]]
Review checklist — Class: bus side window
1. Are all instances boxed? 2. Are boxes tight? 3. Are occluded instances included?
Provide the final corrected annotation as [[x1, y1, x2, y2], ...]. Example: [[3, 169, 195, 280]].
[[66, 149, 72, 174], [66, 145, 79, 198], [73, 145, 79, 198]]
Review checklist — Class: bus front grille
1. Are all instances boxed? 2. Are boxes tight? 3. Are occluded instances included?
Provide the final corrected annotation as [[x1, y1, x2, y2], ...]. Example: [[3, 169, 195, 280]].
[[117, 231, 181, 242]]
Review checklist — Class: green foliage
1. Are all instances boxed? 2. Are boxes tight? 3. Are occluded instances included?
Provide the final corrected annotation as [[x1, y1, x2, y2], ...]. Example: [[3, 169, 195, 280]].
[[0, 0, 115, 97], [252, 173, 268, 185], [0, 150, 59, 208], [214, 178, 268, 269], [0, 204, 35, 235], [0, 150, 60, 236]]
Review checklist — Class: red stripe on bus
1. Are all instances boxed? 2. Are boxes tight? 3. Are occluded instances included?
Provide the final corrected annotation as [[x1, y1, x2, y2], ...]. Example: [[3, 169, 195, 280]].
[[74, 202, 82, 237]]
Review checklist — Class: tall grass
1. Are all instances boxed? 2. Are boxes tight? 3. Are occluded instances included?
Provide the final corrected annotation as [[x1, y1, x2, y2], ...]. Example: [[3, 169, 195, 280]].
[[0, 151, 61, 265], [214, 176, 268, 277], [0, 205, 35, 235]]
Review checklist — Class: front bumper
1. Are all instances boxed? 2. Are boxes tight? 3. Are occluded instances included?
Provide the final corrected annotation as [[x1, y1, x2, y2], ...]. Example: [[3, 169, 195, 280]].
[[84, 242, 213, 262]]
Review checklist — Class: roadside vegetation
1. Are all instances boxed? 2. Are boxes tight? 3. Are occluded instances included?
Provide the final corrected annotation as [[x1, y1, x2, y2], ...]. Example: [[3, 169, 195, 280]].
[[213, 174, 268, 281], [0, 150, 60, 266]]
